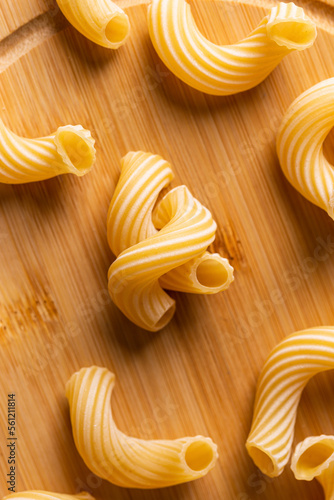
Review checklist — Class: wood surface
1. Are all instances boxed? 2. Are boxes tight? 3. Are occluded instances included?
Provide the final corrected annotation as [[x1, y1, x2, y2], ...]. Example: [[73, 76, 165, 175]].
[[0, 1, 334, 499]]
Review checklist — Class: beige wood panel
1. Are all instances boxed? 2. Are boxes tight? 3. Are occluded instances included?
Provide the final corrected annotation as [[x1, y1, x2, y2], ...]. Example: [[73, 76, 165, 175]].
[[0, 2, 334, 500]]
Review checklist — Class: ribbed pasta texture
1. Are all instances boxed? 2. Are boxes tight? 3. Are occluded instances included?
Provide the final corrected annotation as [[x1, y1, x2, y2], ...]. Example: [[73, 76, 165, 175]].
[[3, 492, 94, 500], [66, 366, 218, 489], [0, 119, 96, 184], [107, 151, 233, 331], [291, 435, 334, 499], [147, 0, 316, 96], [246, 326, 334, 477], [56, 0, 130, 49], [277, 78, 334, 219]]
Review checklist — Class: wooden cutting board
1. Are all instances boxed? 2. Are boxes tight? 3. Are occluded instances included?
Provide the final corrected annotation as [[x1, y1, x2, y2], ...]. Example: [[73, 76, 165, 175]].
[[1, 1, 334, 499]]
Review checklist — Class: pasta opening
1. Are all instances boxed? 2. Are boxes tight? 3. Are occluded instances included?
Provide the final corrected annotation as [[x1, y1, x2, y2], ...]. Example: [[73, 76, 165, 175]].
[[323, 127, 334, 165], [196, 259, 229, 289], [268, 21, 316, 50], [154, 304, 176, 330], [105, 13, 130, 45], [56, 128, 95, 176], [295, 443, 334, 476], [247, 446, 275, 476], [184, 440, 215, 472]]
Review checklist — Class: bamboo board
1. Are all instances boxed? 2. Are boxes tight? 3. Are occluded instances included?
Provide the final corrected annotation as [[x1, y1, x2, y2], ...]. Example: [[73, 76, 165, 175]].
[[1, 1, 334, 499]]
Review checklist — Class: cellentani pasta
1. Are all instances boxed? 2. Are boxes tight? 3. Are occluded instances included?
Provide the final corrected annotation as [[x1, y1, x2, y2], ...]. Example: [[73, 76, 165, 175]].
[[56, 0, 130, 49], [107, 151, 234, 331], [66, 366, 218, 488], [0, 119, 96, 184], [3, 492, 94, 500], [277, 78, 334, 219], [246, 326, 334, 477], [291, 436, 334, 499], [147, 0, 316, 95]]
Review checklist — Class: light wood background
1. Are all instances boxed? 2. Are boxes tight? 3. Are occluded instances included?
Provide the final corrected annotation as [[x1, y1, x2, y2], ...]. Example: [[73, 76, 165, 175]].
[[1, 1, 334, 499]]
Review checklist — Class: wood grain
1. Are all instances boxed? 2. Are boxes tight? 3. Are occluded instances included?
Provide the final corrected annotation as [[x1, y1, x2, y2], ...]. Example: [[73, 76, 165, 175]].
[[0, 1, 334, 500]]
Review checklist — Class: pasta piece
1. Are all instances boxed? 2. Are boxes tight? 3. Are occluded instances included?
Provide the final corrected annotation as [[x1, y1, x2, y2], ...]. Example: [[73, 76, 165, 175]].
[[276, 78, 334, 219], [291, 436, 334, 499], [108, 185, 217, 331], [56, 0, 130, 49], [66, 366, 218, 489], [107, 151, 233, 306], [0, 119, 96, 184], [147, 1, 316, 96], [246, 326, 334, 478], [3, 492, 94, 500]]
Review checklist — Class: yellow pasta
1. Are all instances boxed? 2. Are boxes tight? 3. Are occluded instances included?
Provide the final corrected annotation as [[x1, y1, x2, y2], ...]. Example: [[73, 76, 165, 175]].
[[3, 492, 94, 500], [291, 435, 334, 500], [147, 0, 316, 96], [107, 151, 233, 331], [66, 366, 218, 489], [0, 119, 96, 184], [277, 78, 334, 219], [246, 326, 334, 478], [56, 0, 130, 49], [107, 151, 234, 299]]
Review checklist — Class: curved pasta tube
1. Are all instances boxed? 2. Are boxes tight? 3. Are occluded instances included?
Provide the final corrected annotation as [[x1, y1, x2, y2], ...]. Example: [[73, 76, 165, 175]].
[[3, 492, 94, 500], [147, 0, 316, 96], [107, 151, 234, 302], [246, 326, 334, 478], [56, 0, 130, 49], [0, 119, 96, 184], [66, 366, 218, 489], [108, 185, 217, 331], [291, 436, 334, 499], [277, 78, 334, 219]]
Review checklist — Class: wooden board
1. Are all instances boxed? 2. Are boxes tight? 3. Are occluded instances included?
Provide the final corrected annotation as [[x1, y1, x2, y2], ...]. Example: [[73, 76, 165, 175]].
[[1, 1, 334, 499]]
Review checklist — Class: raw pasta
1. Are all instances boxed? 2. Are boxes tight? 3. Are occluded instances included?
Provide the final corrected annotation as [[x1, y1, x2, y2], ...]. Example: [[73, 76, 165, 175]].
[[246, 326, 334, 477], [147, 0, 316, 95], [107, 151, 234, 300], [66, 366, 218, 489], [107, 151, 233, 331], [56, 0, 130, 49], [277, 78, 334, 219], [0, 119, 96, 184], [3, 492, 94, 500], [291, 436, 334, 500]]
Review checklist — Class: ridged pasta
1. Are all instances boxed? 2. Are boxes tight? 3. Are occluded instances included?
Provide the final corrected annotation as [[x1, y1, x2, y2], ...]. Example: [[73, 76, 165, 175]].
[[147, 0, 316, 96], [246, 326, 334, 478], [0, 119, 96, 184], [3, 492, 94, 500], [107, 151, 233, 331], [66, 366, 218, 489], [56, 0, 130, 49], [291, 435, 334, 499], [277, 78, 334, 219]]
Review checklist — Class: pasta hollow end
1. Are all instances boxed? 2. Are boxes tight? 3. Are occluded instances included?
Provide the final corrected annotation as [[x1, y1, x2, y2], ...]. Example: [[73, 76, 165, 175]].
[[267, 20, 316, 50], [291, 436, 334, 481], [105, 12, 130, 45], [195, 257, 231, 289], [246, 444, 277, 477], [183, 439, 216, 473], [55, 126, 96, 176]]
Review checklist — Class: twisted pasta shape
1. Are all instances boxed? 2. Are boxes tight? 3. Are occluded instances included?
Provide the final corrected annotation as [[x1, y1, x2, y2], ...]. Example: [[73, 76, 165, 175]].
[[277, 78, 334, 219], [3, 492, 94, 500], [56, 0, 130, 49], [0, 119, 96, 184], [291, 436, 334, 499], [246, 326, 334, 478], [107, 151, 233, 331], [66, 366, 218, 488], [147, 0, 316, 96]]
